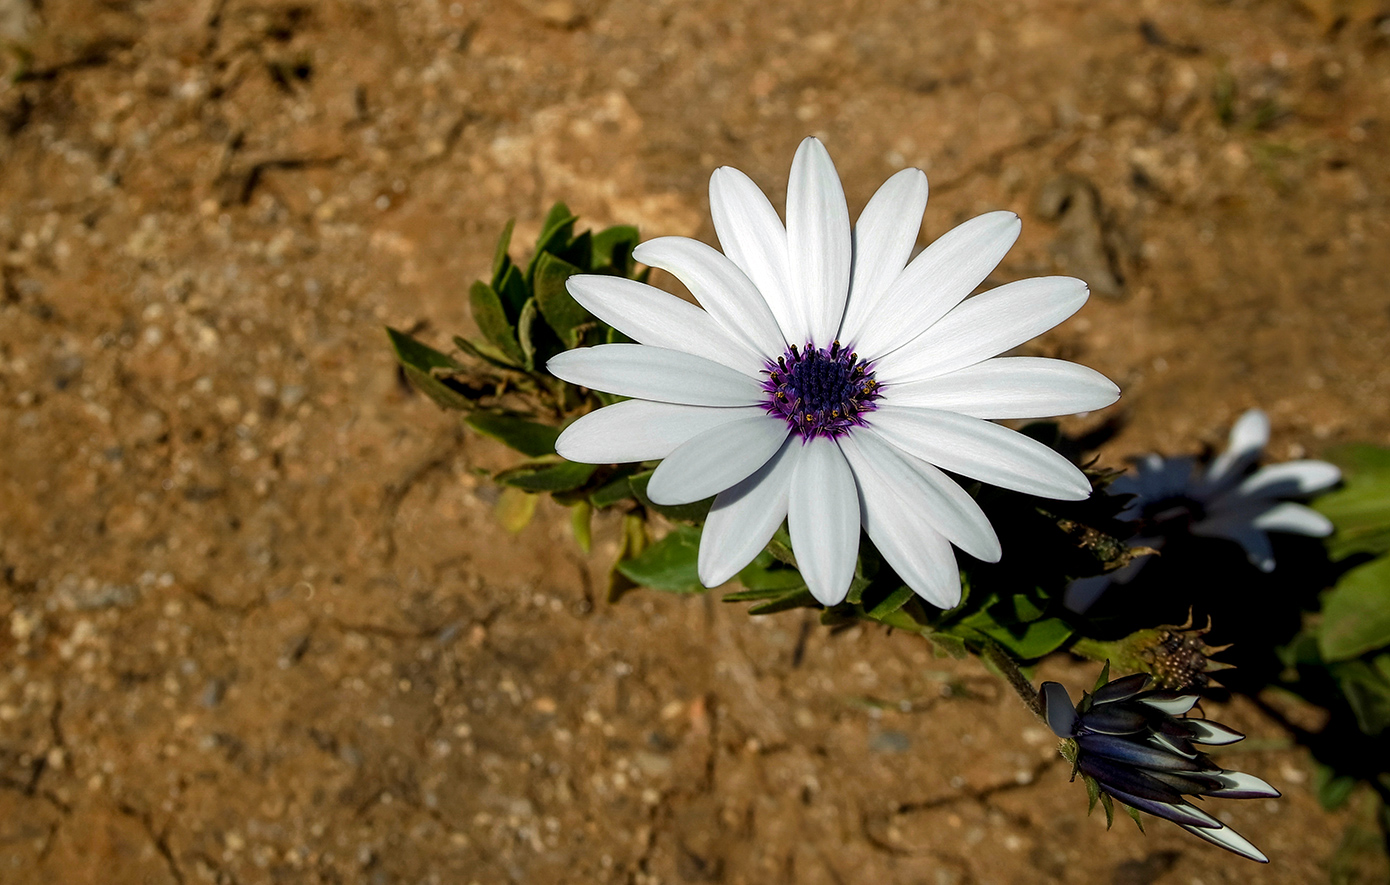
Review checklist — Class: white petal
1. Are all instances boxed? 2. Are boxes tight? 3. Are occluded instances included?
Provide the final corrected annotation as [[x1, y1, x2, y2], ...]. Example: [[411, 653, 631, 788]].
[[788, 437, 860, 605], [565, 274, 765, 374], [838, 168, 929, 344], [873, 277, 1089, 382], [630, 237, 786, 358], [1251, 502, 1334, 537], [1177, 823, 1269, 864], [556, 401, 766, 464], [786, 137, 852, 345], [840, 431, 1000, 562], [1191, 517, 1275, 572], [849, 211, 1021, 360], [840, 439, 965, 608], [547, 345, 764, 407], [698, 436, 799, 587], [1184, 720, 1245, 746], [709, 165, 803, 342], [868, 405, 1092, 500], [647, 414, 789, 505], [1209, 771, 1280, 799], [1063, 575, 1113, 614], [1137, 694, 1198, 715], [1237, 460, 1342, 499], [1205, 409, 1269, 487], [1040, 682, 1077, 738], [883, 357, 1120, 419]]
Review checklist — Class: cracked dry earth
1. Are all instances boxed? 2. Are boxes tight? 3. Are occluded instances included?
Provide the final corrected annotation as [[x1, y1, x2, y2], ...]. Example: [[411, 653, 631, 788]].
[[2, 1, 1389, 883]]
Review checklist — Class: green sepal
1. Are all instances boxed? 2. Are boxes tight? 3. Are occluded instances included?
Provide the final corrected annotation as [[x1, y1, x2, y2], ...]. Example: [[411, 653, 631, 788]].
[[1124, 804, 1145, 834], [1099, 792, 1115, 830], [629, 471, 715, 522], [464, 412, 560, 457], [533, 252, 591, 348], [494, 455, 597, 492], [570, 501, 593, 554], [1319, 556, 1390, 662], [1092, 661, 1112, 694], [491, 218, 516, 288], [615, 525, 703, 593], [385, 326, 473, 410], [1084, 774, 1101, 814], [469, 281, 527, 365]]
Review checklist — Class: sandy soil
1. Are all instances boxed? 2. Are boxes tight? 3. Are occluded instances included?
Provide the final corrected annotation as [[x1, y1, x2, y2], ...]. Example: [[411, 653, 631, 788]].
[[2, 0, 1390, 882]]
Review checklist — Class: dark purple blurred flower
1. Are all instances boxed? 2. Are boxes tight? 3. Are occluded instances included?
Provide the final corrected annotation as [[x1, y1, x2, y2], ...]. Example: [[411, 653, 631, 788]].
[[1042, 673, 1279, 862]]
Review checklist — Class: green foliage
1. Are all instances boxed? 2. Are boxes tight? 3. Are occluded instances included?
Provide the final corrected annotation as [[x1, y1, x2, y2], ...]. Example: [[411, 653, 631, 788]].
[[1317, 445, 1390, 561], [494, 456, 597, 492], [615, 525, 704, 594], [464, 412, 560, 457], [385, 327, 474, 410], [1320, 557, 1390, 663]]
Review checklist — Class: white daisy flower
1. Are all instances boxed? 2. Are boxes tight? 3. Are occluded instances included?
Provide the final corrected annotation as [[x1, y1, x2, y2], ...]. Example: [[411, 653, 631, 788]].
[[1065, 409, 1341, 613], [548, 137, 1119, 608]]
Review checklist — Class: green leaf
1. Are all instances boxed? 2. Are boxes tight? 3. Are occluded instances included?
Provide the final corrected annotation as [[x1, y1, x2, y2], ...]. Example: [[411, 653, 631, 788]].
[[722, 586, 796, 602], [527, 203, 578, 281], [865, 585, 915, 621], [981, 617, 1074, 661], [533, 252, 590, 348], [590, 474, 638, 509], [1334, 655, 1390, 735], [495, 263, 531, 321], [747, 588, 819, 615], [558, 229, 592, 269], [496, 486, 538, 533], [592, 224, 640, 273], [926, 632, 969, 659], [570, 501, 593, 554], [1313, 762, 1359, 811], [494, 456, 597, 492], [1092, 660, 1112, 693], [735, 551, 806, 592], [629, 471, 715, 522], [451, 335, 522, 373], [385, 326, 473, 410], [1320, 556, 1390, 662], [469, 281, 526, 365], [1316, 445, 1390, 560], [465, 412, 560, 457], [515, 297, 541, 371], [491, 218, 516, 288], [615, 525, 703, 593]]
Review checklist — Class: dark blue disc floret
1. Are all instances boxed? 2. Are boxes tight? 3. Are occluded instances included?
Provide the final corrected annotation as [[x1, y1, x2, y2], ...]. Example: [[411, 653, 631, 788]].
[[762, 341, 882, 441]]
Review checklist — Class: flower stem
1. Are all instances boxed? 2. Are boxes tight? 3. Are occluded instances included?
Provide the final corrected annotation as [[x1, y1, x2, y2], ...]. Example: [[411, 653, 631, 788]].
[[979, 639, 1044, 722]]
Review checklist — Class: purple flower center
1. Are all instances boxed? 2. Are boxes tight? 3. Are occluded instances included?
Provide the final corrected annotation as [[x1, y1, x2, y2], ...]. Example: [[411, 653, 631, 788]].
[[761, 341, 881, 441]]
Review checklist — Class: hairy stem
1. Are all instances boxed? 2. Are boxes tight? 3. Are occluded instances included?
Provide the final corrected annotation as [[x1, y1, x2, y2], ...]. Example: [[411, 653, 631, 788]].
[[979, 639, 1044, 722]]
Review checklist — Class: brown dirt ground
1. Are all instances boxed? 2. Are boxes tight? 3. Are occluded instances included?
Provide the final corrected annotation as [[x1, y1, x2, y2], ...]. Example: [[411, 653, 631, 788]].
[[3, 0, 1390, 883]]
